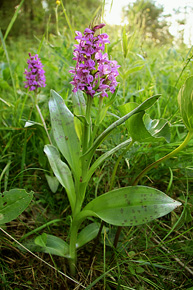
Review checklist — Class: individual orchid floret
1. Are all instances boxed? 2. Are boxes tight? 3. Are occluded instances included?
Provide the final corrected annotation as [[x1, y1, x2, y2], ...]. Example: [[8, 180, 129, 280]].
[[69, 24, 120, 98], [24, 53, 46, 91]]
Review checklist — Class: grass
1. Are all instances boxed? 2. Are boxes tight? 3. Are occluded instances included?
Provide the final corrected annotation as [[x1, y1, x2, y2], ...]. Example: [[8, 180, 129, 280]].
[[1, 1, 193, 289]]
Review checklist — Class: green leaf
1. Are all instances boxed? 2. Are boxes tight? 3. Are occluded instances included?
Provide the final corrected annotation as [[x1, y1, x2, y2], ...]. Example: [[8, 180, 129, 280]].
[[49, 90, 81, 179], [44, 145, 76, 212], [72, 91, 86, 141], [35, 233, 69, 257], [83, 139, 132, 183], [83, 186, 181, 226], [3, 0, 25, 41], [178, 75, 193, 130], [76, 223, 100, 248], [45, 174, 59, 193], [35, 232, 47, 247], [0, 97, 13, 107], [0, 189, 33, 224], [82, 95, 160, 161], [119, 102, 170, 143], [74, 114, 88, 125]]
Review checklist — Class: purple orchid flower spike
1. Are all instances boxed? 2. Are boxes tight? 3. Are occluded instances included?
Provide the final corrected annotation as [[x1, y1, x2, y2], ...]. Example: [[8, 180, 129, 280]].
[[24, 53, 46, 91], [69, 24, 120, 98]]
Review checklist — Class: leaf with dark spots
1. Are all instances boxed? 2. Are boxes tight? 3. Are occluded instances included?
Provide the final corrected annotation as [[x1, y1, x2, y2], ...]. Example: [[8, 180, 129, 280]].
[[49, 90, 81, 180], [82, 186, 181, 226]]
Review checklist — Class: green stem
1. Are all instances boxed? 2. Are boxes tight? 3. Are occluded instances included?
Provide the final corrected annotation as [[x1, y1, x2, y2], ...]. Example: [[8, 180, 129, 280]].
[[55, 6, 59, 35], [133, 130, 193, 186], [92, 96, 103, 142], [69, 209, 94, 275], [82, 95, 93, 154], [109, 139, 134, 191], [34, 93, 52, 144], [60, 0, 74, 36], [69, 221, 79, 276], [36, 104, 52, 144]]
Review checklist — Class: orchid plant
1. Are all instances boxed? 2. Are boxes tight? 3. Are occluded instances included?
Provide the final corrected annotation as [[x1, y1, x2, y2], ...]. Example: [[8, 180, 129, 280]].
[[3, 23, 193, 277], [39, 24, 182, 275]]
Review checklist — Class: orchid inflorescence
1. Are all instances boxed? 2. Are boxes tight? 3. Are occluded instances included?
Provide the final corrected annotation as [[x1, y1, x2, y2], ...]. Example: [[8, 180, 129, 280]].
[[24, 53, 46, 91], [69, 23, 120, 97]]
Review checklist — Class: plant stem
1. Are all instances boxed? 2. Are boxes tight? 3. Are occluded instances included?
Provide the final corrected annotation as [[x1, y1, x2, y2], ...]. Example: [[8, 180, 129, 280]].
[[92, 96, 103, 141], [55, 6, 59, 35], [133, 130, 193, 186], [69, 221, 79, 276], [82, 95, 93, 154], [34, 93, 52, 144], [35, 103, 52, 144], [60, 0, 74, 37], [113, 225, 122, 249]]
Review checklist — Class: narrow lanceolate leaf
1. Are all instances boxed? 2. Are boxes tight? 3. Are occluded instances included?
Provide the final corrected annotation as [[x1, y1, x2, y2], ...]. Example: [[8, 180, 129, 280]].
[[178, 76, 193, 130], [0, 189, 33, 224], [44, 145, 76, 212], [83, 138, 132, 183], [83, 186, 181, 226], [72, 91, 86, 141], [35, 233, 69, 257], [82, 95, 160, 162], [49, 90, 81, 179], [76, 223, 101, 248], [119, 102, 170, 143]]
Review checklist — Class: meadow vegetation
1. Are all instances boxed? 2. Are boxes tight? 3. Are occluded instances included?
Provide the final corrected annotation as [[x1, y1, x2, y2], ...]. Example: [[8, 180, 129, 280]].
[[0, 0, 193, 289]]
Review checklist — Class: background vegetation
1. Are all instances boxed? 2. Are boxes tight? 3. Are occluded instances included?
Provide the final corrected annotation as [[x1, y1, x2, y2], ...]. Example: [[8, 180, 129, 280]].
[[0, 0, 193, 289]]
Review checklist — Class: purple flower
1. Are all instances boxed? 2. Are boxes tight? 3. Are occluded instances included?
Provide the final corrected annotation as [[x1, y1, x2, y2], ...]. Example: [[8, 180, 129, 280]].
[[24, 53, 46, 91], [69, 24, 120, 98]]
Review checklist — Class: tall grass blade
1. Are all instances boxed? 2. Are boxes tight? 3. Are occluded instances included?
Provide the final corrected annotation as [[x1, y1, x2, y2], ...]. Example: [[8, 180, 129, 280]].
[[3, 0, 25, 41], [0, 30, 17, 99]]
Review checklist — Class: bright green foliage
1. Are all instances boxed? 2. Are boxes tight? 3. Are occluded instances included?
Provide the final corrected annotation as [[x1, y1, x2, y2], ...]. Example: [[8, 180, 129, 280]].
[[83, 186, 181, 226], [84, 139, 132, 183], [44, 144, 76, 212], [45, 174, 59, 193], [178, 75, 193, 131], [0, 0, 192, 286], [82, 94, 160, 160], [49, 90, 81, 180], [119, 102, 170, 142], [35, 233, 69, 257], [76, 223, 101, 248], [44, 90, 183, 275], [72, 91, 86, 142], [0, 189, 33, 224]]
